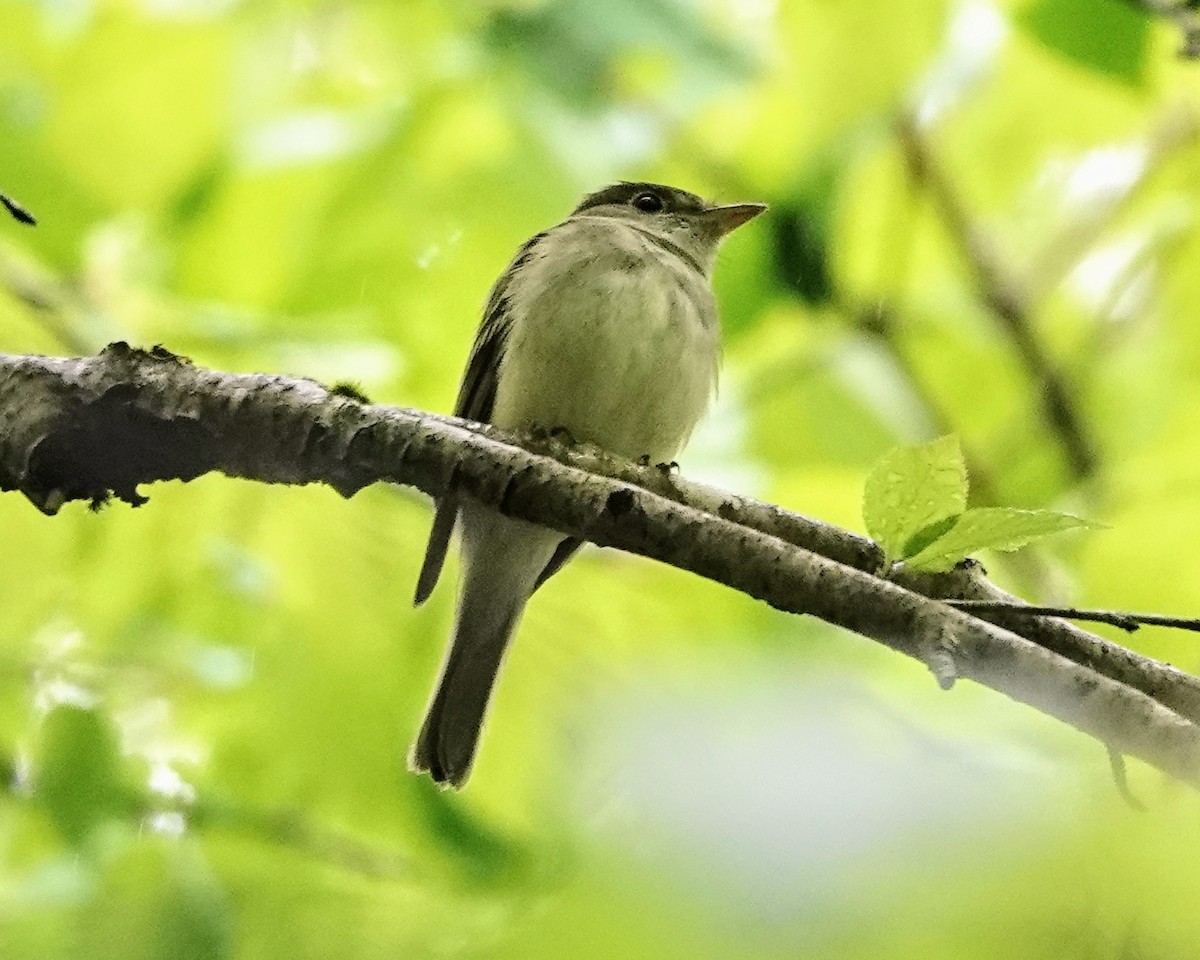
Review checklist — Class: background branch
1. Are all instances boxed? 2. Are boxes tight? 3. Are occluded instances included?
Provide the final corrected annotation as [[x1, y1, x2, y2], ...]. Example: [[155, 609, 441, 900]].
[[895, 115, 1099, 480]]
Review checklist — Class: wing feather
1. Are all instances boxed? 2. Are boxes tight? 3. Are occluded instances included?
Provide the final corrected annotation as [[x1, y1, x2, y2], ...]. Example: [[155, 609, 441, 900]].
[[413, 232, 547, 604]]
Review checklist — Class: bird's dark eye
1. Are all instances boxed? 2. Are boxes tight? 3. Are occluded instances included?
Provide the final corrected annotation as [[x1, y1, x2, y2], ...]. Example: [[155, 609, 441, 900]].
[[632, 192, 664, 213]]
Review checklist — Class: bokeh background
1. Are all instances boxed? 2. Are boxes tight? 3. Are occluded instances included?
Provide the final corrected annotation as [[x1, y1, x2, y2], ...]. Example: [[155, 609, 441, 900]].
[[3, 0, 1200, 956]]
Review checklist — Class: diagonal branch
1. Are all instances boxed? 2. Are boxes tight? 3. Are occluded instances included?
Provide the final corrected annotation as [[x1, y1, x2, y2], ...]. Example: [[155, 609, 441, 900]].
[[895, 116, 1099, 480], [3, 344, 1200, 786]]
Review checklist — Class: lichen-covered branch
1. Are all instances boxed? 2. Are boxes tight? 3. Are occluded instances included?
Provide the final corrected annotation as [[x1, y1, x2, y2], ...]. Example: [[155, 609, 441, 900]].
[[3, 344, 1200, 786]]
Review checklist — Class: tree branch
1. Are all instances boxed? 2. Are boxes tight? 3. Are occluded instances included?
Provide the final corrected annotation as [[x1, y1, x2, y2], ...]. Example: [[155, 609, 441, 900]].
[[493, 421, 1200, 727], [895, 115, 1099, 479], [3, 344, 1200, 786]]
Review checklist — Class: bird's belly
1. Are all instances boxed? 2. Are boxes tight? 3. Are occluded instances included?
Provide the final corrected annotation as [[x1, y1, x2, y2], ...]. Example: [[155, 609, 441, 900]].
[[491, 270, 718, 462]]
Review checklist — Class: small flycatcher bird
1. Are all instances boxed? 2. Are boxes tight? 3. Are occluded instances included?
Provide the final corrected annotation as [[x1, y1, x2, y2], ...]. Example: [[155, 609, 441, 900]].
[[410, 182, 766, 787]]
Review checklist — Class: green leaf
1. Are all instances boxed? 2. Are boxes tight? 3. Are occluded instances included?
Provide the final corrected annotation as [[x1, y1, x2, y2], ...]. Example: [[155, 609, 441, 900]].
[[863, 435, 968, 564], [1019, 0, 1150, 86], [904, 507, 1099, 572], [36, 705, 131, 847], [902, 515, 961, 559], [770, 150, 844, 306]]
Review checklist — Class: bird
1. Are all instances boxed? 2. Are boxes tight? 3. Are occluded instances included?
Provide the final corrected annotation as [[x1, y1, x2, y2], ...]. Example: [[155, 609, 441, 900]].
[[409, 181, 767, 788]]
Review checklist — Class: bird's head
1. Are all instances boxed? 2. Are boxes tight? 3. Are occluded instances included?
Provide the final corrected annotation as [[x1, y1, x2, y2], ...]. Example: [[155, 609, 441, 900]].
[[571, 181, 766, 274]]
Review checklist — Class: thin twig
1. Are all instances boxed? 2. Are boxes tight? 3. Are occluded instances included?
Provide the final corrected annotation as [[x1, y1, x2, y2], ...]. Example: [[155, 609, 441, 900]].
[[946, 600, 1200, 634], [192, 799, 411, 879], [0, 248, 99, 355]]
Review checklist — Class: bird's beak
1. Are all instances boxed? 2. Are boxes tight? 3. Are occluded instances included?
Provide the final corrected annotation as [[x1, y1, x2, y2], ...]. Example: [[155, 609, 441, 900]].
[[703, 202, 768, 236]]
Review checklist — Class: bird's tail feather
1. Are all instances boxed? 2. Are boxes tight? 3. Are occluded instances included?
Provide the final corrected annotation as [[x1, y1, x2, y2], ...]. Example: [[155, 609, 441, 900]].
[[410, 511, 559, 788], [409, 594, 519, 788]]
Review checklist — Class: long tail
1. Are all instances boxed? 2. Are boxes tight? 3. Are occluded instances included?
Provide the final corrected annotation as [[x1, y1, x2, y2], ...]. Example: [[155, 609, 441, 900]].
[[410, 596, 519, 787], [410, 510, 559, 788]]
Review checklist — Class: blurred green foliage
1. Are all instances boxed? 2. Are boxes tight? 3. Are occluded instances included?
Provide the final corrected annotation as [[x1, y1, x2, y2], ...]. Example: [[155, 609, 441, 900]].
[[3, 0, 1200, 957]]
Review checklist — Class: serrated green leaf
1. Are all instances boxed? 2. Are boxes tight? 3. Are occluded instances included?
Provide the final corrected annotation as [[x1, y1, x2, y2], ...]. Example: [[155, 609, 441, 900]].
[[862, 436, 967, 564], [904, 507, 1099, 572]]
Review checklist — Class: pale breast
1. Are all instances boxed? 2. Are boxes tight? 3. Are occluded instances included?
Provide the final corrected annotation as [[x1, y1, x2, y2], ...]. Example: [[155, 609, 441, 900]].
[[490, 219, 720, 462]]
